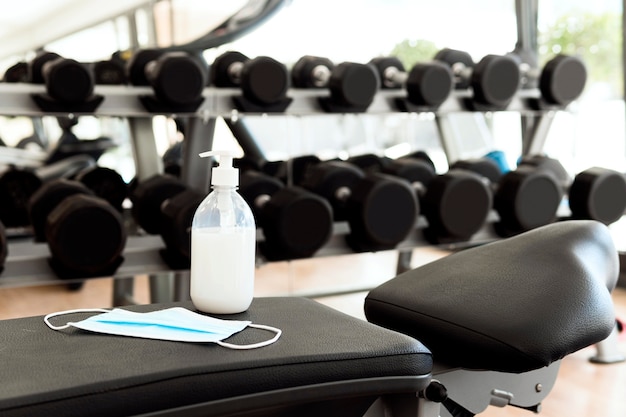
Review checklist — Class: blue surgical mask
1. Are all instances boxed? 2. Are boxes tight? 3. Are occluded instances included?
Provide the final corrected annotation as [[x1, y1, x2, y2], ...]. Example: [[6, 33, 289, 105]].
[[44, 307, 281, 349]]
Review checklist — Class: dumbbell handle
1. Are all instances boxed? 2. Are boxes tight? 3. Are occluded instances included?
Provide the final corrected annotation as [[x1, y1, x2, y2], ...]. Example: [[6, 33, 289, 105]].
[[310, 64, 332, 87], [335, 186, 351, 202], [227, 61, 245, 84], [254, 193, 271, 208], [382, 66, 408, 88], [451, 62, 473, 83], [519, 62, 541, 80]]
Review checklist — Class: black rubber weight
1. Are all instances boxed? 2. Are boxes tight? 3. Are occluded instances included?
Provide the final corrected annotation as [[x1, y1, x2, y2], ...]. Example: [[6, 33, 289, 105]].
[[241, 56, 290, 105], [126, 49, 163, 86], [291, 55, 334, 88], [0, 168, 43, 227], [406, 62, 453, 107], [471, 55, 520, 107], [261, 187, 333, 259], [329, 63, 380, 108], [347, 174, 418, 249], [149, 54, 207, 106], [540, 55, 587, 106], [494, 167, 562, 233], [423, 171, 492, 241], [131, 175, 188, 235], [28, 179, 94, 242], [569, 167, 626, 225], [210, 51, 249, 87], [46, 194, 126, 277], [74, 166, 128, 210], [44, 59, 94, 103]]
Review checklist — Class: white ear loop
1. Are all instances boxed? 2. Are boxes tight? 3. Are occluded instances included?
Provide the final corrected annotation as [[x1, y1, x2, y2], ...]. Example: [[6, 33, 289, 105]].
[[216, 323, 282, 349], [44, 308, 112, 330]]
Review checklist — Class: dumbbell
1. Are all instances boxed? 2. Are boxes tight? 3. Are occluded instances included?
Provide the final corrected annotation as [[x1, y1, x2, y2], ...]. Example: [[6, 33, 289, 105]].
[[210, 51, 291, 111], [41, 57, 96, 104], [28, 51, 61, 84], [291, 55, 380, 112], [0, 167, 43, 228], [130, 174, 188, 235], [159, 189, 206, 268], [512, 54, 587, 107], [434, 48, 521, 109], [28, 178, 126, 278], [26, 163, 127, 241], [3, 61, 28, 83], [93, 58, 127, 85], [348, 152, 493, 244], [450, 156, 564, 237], [368, 56, 454, 109], [127, 49, 209, 109], [72, 166, 128, 212], [519, 155, 626, 226], [239, 170, 333, 260], [289, 156, 418, 252]]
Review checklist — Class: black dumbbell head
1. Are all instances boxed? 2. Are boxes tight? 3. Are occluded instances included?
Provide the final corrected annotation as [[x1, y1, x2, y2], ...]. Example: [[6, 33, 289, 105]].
[[28, 178, 94, 242], [345, 173, 418, 251], [0, 168, 43, 227], [160, 189, 206, 263], [43, 58, 95, 104], [74, 166, 128, 210], [4, 61, 29, 83], [422, 170, 492, 243], [450, 157, 503, 184], [93, 59, 127, 85], [300, 161, 365, 221], [569, 167, 626, 225], [239, 171, 284, 216], [434, 48, 474, 89], [494, 166, 562, 236], [130, 174, 188, 234], [146, 52, 208, 106], [471, 54, 520, 108], [346, 153, 388, 173], [385, 157, 437, 189], [126, 49, 164, 86], [210, 51, 249, 87], [328, 62, 380, 109], [292, 55, 335, 88], [260, 186, 333, 260], [29, 51, 61, 84], [518, 155, 571, 186], [368, 57, 405, 89], [289, 154, 322, 186], [406, 61, 454, 107], [46, 194, 126, 277], [241, 56, 290, 105], [540, 55, 587, 106]]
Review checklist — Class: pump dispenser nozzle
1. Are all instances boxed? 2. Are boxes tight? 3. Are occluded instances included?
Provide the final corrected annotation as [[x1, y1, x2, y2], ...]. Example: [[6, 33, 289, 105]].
[[199, 150, 239, 187]]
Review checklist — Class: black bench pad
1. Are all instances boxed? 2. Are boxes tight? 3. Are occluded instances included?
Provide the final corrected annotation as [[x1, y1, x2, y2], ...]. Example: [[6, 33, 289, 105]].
[[0, 297, 432, 417], [365, 220, 618, 373]]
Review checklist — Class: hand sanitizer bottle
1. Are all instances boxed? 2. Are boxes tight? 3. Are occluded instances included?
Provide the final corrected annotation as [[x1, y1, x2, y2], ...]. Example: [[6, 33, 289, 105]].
[[190, 150, 256, 314]]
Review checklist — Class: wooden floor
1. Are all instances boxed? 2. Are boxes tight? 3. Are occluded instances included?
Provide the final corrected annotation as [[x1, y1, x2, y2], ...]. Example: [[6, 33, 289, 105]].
[[0, 249, 625, 417]]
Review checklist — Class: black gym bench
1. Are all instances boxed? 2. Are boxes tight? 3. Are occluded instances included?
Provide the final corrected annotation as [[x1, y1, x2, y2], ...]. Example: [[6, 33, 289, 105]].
[[0, 220, 619, 417]]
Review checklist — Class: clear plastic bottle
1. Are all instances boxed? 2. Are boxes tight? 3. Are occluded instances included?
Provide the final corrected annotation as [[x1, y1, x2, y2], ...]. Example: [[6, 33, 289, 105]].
[[190, 150, 256, 314]]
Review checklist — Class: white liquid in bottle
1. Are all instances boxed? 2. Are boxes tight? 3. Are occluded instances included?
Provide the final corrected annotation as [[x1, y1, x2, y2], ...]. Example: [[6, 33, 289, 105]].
[[190, 227, 256, 314]]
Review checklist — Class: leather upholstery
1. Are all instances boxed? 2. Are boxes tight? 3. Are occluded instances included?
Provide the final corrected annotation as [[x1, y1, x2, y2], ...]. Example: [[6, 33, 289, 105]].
[[365, 220, 618, 373], [0, 297, 431, 417]]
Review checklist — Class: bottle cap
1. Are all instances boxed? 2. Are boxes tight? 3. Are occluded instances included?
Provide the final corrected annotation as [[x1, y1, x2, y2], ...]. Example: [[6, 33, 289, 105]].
[[199, 150, 239, 187]]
